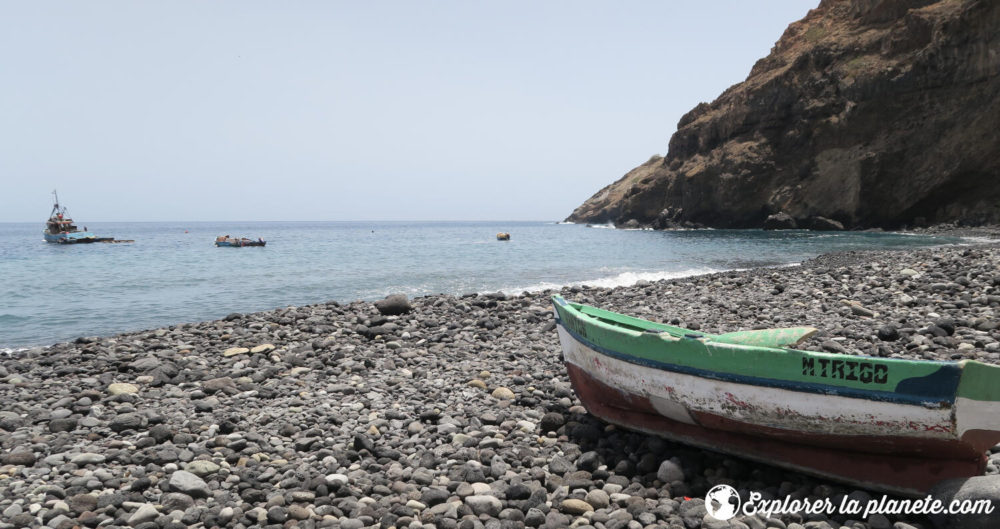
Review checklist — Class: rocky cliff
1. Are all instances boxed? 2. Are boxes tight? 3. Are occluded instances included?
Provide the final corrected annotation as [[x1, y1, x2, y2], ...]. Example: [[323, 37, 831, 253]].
[[567, 0, 1000, 229]]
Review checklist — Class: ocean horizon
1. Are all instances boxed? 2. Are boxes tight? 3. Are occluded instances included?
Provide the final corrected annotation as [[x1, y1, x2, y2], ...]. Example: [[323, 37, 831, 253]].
[[1, 220, 963, 350]]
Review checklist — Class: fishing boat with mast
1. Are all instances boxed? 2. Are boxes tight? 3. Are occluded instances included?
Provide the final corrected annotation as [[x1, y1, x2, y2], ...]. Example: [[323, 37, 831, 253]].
[[43, 190, 129, 244]]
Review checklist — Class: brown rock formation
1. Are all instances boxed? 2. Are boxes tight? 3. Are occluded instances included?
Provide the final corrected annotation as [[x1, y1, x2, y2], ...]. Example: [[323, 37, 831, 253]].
[[567, 0, 1000, 229]]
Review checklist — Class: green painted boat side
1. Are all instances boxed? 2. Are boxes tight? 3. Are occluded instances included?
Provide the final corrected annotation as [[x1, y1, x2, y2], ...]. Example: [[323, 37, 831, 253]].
[[957, 360, 1000, 402], [553, 295, 1000, 404], [574, 301, 817, 346], [552, 295, 1000, 494], [714, 327, 817, 347]]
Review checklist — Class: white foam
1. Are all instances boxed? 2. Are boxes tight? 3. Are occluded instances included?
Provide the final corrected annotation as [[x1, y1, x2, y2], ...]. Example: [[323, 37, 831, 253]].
[[957, 236, 999, 245], [557, 221, 576, 225], [503, 267, 723, 295], [585, 222, 617, 229], [0, 347, 28, 356]]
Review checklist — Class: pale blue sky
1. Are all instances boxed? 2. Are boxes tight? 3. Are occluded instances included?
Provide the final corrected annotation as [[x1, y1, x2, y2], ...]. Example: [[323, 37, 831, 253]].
[[1, 1, 815, 222]]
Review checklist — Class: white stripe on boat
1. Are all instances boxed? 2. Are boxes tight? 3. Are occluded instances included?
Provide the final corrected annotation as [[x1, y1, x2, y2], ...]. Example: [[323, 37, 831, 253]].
[[557, 325, 956, 439], [956, 397, 1000, 437]]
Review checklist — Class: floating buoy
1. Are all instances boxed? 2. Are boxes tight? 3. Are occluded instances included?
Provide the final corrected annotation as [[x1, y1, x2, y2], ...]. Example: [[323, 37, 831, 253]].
[[496, 232, 510, 241]]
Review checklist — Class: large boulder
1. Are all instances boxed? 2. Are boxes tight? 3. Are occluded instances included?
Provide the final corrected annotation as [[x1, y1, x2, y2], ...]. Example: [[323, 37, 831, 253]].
[[763, 212, 797, 230], [374, 294, 412, 316]]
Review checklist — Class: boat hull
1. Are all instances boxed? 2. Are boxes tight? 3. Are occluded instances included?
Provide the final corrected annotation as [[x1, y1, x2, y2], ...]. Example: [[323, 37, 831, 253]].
[[215, 241, 266, 247], [564, 359, 982, 495], [552, 296, 1000, 495], [43, 231, 107, 244]]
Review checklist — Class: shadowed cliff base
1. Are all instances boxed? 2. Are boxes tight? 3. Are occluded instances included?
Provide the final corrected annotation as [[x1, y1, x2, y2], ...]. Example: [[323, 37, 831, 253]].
[[567, 0, 1000, 230]]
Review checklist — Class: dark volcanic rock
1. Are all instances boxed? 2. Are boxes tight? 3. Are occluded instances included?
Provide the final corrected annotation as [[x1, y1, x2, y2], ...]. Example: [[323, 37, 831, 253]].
[[374, 294, 412, 316], [567, 0, 1000, 229], [48, 417, 78, 433], [764, 212, 797, 230], [539, 412, 565, 434], [109, 412, 145, 433], [2, 450, 36, 466], [0, 412, 24, 431], [876, 324, 900, 342]]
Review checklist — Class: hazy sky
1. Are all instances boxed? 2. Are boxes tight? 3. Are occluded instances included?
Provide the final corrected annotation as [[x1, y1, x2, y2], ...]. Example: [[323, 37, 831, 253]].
[[1, 1, 815, 222]]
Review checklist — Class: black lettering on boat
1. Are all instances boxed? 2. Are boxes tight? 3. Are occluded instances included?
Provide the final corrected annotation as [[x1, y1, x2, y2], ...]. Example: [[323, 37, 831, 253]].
[[802, 357, 815, 376], [802, 357, 888, 385], [832, 360, 844, 379], [845, 361, 858, 381], [859, 363, 873, 383]]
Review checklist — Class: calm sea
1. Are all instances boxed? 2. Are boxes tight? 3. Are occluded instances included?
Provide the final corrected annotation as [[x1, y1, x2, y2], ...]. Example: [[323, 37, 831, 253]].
[[0, 221, 961, 349]]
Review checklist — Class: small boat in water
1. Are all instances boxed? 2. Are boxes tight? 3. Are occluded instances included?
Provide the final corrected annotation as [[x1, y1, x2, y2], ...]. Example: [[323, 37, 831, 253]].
[[551, 295, 1000, 495], [496, 232, 511, 241], [43, 191, 127, 244], [215, 235, 266, 247]]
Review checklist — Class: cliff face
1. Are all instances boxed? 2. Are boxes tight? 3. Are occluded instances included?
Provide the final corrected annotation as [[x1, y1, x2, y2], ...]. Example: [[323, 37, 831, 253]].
[[568, 0, 1000, 229]]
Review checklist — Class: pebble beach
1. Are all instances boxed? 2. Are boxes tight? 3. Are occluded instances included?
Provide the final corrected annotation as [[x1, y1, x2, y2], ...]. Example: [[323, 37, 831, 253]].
[[3, 234, 1000, 529]]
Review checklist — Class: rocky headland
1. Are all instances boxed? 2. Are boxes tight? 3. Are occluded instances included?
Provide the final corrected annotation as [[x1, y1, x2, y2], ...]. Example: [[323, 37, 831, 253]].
[[567, 0, 1000, 230], [3, 238, 1000, 529]]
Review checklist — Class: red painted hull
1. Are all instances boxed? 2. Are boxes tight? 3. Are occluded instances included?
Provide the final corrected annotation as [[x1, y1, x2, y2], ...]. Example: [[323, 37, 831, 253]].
[[566, 362, 986, 495]]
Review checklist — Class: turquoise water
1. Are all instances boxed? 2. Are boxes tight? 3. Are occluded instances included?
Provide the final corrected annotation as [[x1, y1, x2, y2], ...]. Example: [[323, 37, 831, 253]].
[[0, 221, 960, 349]]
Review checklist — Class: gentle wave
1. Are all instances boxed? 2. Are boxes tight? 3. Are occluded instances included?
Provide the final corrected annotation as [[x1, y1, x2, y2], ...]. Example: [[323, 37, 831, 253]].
[[0, 221, 960, 348], [957, 236, 998, 245], [503, 267, 723, 295]]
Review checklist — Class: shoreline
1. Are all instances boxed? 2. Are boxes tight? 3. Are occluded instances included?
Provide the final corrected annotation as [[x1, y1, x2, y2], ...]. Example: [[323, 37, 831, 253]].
[[4, 225, 996, 353], [2, 230, 1000, 529]]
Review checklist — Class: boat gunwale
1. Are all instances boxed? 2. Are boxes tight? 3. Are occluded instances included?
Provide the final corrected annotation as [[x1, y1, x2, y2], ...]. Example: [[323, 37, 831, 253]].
[[552, 295, 1000, 495], [550, 295, 984, 406]]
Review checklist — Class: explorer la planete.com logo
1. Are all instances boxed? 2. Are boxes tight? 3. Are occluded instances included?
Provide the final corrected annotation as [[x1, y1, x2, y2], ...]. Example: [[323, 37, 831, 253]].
[[705, 484, 741, 520], [702, 486, 995, 520]]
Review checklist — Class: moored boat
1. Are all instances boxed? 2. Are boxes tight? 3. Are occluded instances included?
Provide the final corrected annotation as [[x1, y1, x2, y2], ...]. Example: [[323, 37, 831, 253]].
[[43, 191, 118, 244], [551, 295, 1000, 496], [215, 235, 266, 247]]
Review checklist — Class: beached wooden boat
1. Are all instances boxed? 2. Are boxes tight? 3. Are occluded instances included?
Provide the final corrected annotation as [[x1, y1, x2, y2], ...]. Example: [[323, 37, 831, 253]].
[[215, 236, 266, 247], [551, 295, 1000, 495]]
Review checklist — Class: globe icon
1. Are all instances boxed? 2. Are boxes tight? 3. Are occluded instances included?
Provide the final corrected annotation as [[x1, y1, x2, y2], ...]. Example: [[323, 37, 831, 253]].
[[705, 484, 741, 520]]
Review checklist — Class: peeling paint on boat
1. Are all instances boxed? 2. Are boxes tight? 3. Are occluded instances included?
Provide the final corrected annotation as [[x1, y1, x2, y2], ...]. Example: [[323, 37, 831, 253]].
[[551, 295, 1000, 495]]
